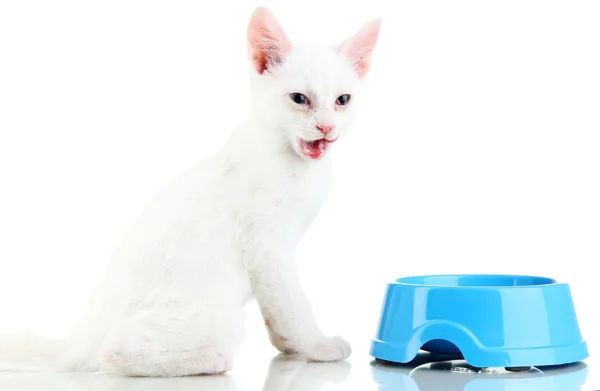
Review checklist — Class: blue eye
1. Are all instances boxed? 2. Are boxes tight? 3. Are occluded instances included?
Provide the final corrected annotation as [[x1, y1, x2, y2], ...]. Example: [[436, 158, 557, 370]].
[[290, 93, 309, 105], [336, 94, 351, 105]]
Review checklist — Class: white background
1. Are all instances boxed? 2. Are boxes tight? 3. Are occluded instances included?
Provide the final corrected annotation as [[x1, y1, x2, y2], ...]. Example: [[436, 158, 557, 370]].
[[1, 1, 599, 390]]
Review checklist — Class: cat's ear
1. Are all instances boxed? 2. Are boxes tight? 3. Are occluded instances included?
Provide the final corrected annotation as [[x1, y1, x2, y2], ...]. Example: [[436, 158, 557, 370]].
[[247, 7, 292, 74], [339, 18, 382, 78]]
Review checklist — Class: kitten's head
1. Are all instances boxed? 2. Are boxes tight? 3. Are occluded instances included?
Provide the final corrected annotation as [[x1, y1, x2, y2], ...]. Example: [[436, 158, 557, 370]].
[[247, 7, 380, 161]]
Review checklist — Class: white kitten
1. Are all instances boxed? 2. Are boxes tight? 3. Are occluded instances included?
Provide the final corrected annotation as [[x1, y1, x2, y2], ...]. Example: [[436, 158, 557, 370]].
[[0, 7, 380, 377]]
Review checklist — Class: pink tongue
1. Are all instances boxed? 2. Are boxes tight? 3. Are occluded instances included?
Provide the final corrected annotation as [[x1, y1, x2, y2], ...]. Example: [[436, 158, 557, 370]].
[[317, 139, 325, 152], [310, 140, 325, 156]]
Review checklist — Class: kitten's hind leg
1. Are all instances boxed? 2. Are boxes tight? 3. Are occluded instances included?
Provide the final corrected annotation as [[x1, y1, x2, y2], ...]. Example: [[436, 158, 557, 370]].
[[99, 303, 244, 377]]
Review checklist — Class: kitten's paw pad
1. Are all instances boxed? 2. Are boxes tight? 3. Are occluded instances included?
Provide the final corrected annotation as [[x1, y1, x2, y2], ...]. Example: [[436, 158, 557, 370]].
[[304, 336, 351, 362]]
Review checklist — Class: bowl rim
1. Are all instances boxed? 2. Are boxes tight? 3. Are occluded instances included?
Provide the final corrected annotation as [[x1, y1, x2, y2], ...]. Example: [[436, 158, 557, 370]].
[[393, 274, 560, 288]]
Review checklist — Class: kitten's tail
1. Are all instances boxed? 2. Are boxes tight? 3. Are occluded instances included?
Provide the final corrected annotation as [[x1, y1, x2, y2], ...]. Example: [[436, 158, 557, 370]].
[[0, 330, 73, 372]]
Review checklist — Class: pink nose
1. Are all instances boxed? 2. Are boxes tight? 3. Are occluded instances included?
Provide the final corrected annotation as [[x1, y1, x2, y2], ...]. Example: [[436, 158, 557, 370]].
[[316, 124, 335, 135]]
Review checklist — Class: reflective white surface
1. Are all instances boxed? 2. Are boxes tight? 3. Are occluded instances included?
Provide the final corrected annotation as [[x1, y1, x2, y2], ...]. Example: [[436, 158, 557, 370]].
[[370, 354, 590, 391], [0, 342, 595, 391]]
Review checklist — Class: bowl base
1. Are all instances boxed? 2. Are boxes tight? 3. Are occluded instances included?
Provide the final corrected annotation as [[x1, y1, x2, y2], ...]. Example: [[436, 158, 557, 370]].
[[505, 366, 532, 372]]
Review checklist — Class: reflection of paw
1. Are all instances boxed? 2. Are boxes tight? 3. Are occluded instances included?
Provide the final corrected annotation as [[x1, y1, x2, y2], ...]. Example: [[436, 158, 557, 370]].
[[102, 373, 239, 391], [265, 319, 296, 354], [303, 336, 351, 362], [303, 360, 352, 383], [263, 354, 352, 390]]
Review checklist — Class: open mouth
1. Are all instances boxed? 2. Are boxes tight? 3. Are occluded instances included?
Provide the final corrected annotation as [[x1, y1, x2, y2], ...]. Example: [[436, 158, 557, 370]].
[[298, 137, 338, 159]]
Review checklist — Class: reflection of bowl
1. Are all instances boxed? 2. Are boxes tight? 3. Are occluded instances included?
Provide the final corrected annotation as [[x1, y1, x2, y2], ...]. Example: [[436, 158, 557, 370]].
[[370, 356, 589, 391], [370, 275, 589, 369]]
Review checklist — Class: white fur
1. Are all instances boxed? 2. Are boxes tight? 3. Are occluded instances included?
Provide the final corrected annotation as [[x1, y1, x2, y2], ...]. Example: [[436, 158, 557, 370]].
[[0, 7, 379, 377]]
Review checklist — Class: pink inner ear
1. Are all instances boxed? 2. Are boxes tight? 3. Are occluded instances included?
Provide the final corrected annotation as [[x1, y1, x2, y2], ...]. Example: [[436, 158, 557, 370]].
[[340, 19, 381, 78], [247, 7, 292, 74]]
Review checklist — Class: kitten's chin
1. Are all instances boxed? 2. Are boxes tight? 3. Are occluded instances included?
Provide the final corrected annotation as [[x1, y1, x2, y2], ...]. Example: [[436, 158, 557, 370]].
[[297, 138, 338, 160]]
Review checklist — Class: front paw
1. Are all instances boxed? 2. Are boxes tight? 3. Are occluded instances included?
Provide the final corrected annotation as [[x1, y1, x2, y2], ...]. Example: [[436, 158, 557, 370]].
[[303, 336, 351, 362]]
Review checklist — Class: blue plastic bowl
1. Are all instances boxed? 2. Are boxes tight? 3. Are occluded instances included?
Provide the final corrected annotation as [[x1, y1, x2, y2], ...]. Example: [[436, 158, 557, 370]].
[[370, 274, 589, 369]]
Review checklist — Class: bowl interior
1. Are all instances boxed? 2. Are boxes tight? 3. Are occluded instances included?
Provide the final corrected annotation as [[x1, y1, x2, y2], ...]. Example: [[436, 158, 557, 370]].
[[396, 274, 556, 287]]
